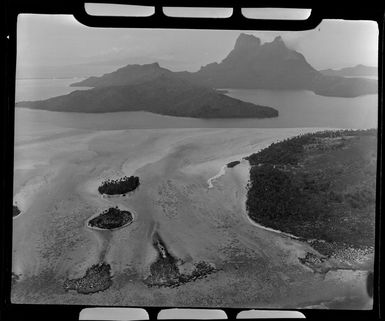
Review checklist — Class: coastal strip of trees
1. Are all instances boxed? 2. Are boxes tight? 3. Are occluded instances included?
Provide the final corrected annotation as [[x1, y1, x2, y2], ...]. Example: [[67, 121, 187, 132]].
[[245, 129, 377, 256]]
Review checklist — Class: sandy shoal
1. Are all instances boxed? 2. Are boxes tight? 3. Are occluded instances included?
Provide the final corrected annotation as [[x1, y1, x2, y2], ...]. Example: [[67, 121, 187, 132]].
[[12, 125, 372, 308]]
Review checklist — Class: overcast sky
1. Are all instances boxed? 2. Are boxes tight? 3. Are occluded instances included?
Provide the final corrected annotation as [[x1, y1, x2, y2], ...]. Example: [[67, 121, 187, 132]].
[[16, 14, 378, 78]]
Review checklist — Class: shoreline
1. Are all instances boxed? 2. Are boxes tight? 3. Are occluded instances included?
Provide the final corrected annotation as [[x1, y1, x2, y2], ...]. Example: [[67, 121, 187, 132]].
[[206, 155, 303, 241], [207, 165, 227, 188], [85, 208, 136, 232], [243, 209, 301, 240], [218, 153, 302, 240], [239, 130, 375, 270], [99, 188, 139, 199], [12, 125, 373, 307]]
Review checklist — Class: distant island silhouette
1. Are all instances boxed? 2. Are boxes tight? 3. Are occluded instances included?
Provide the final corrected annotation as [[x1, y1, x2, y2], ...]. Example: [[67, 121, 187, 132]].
[[16, 72, 278, 118], [16, 34, 377, 116], [73, 33, 377, 98], [320, 64, 377, 77]]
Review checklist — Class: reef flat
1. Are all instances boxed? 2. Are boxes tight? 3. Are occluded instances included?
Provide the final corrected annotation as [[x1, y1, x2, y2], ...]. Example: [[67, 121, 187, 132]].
[[64, 263, 112, 294]]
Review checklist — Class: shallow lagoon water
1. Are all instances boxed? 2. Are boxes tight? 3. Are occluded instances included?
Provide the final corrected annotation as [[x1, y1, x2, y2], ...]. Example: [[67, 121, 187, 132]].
[[11, 79, 375, 308]]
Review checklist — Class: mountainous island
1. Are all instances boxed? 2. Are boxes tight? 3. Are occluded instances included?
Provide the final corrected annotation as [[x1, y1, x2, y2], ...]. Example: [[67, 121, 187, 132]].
[[16, 33, 377, 116], [16, 71, 277, 118], [320, 64, 377, 77], [72, 33, 377, 98], [70, 62, 172, 88], [179, 34, 377, 97]]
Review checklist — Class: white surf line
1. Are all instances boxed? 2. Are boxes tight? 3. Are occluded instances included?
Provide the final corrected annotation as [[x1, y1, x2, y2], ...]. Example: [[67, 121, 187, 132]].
[[85, 208, 136, 232], [207, 165, 227, 188], [99, 190, 137, 199], [12, 212, 23, 220], [87, 219, 134, 232], [12, 203, 26, 220], [240, 164, 301, 240], [244, 213, 301, 239]]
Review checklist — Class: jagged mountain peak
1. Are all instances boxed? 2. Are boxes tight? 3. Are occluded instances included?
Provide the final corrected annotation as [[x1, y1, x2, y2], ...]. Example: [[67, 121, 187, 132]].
[[71, 32, 377, 98], [263, 35, 289, 50], [143, 62, 161, 68], [120, 62, 163, 70], [219, 33, 261, 65], [233, 33, 262, 51], [230, 33, 291, 57], [273, 35, 284, 43]]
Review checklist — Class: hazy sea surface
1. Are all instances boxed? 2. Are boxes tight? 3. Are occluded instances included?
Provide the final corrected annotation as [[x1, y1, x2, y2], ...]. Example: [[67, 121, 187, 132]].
[[15, 78, 377, 129], [225, 88, 377, 129], [15, 78, 90, 101], [342, 75, 378, 80]]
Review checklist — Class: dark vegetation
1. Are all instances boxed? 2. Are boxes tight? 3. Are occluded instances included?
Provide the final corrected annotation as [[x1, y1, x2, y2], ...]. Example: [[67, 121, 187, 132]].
[[63, 263, 112, 294], [13, 205, 21, 217], [16, 73, 278, 118], [227, 160, 240, 168], [98, 176, 140, 195], [88, 207, 133, 230], [246, 129, 377, 255], [18, 35, 376, 119], [144, 233, 216, 288]]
